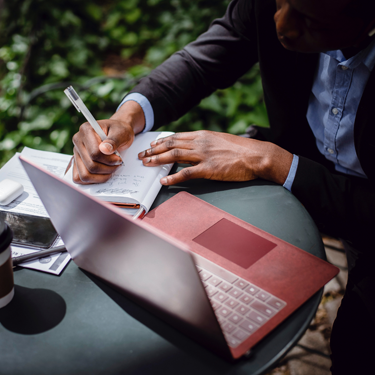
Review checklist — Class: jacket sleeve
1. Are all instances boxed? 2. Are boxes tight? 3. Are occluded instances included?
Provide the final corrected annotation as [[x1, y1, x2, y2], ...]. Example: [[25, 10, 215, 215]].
[[126, 0, 259, 128], [292, 156, 375, 247]]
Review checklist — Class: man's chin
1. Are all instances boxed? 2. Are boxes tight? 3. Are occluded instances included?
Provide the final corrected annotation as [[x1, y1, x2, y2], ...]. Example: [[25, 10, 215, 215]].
[[279, 40, 296, 51], [278, 37, 299, 51], [278, 39, 319, 54]]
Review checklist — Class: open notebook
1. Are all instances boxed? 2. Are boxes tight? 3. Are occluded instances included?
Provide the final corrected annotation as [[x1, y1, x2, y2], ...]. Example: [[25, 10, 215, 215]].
[[63, 131, 174, 212]]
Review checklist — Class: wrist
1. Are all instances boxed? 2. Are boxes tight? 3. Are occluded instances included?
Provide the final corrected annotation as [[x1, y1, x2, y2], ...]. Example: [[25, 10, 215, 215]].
[[110, 100, 145, 134], [256, 142, 293, 185]]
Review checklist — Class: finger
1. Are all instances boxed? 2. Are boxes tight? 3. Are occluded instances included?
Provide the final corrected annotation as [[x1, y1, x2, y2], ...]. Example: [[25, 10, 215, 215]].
[[74, 124, 122, 166], [138, 138, 194, 159], [73, 147, 115, 184], [99, 121, 134, 155], [74, 145, 120, 174], [141, 149, 200, 166], [150, 132, 197, 147], [160, 166, 203, 186], [72, 157, 91, 185]]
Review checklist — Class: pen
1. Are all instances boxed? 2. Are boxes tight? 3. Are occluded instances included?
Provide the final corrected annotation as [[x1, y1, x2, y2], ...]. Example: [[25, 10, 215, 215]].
[[12, 245, 67, 267], [64, 85, 124, 165]]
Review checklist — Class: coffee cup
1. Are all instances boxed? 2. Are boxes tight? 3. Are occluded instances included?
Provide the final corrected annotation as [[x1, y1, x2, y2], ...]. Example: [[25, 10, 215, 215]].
[[0, 219, 14, 308]]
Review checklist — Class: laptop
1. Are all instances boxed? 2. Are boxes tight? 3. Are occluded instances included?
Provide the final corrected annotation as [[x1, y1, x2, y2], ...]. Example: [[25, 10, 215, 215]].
[[19, 156, 339, 361]]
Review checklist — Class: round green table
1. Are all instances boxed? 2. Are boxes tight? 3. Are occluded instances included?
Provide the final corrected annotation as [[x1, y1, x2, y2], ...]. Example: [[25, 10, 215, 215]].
[[0, 171, 324, 375]]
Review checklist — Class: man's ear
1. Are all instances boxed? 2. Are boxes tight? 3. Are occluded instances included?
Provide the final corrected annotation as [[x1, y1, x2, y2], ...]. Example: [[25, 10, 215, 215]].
[[367, 17, 375, 37]]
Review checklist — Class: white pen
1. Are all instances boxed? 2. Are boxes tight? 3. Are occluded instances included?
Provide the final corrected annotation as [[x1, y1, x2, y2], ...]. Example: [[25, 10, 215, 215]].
[[64, 85, 124, 165]]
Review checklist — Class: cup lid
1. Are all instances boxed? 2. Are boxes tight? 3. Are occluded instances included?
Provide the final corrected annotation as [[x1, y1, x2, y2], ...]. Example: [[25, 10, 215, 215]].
[[0, 220, 13, 253]]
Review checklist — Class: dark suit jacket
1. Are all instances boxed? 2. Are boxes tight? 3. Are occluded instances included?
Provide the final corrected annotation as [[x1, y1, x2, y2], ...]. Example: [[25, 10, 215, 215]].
[[128, 0, 375, 247]]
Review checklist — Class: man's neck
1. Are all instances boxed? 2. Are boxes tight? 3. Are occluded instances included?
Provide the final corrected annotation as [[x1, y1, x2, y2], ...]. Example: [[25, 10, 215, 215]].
[[341, 36, 375, 59]]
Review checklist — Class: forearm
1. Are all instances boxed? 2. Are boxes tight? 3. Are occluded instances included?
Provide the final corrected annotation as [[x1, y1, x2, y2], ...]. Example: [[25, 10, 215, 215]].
[[126, 0, 258, 128]]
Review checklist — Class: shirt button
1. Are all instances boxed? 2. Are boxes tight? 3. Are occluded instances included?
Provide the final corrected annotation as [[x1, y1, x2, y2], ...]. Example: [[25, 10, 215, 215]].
[[332, 107, 339, 115], [328, 148, 334, 154], [341, 65, 348, 70]]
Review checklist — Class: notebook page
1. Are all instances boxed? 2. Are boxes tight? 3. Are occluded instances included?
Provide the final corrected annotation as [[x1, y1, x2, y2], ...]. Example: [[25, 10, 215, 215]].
[[64, 132, 174, 208]]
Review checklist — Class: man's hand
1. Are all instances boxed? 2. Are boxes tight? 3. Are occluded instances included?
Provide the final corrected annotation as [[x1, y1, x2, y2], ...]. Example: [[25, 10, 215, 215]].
[[71, 100, 145, 184], [137, 130, 293, 186]]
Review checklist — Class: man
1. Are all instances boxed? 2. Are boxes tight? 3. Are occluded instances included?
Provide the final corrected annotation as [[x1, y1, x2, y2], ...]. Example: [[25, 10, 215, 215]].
[[72, 0, 375, 373]]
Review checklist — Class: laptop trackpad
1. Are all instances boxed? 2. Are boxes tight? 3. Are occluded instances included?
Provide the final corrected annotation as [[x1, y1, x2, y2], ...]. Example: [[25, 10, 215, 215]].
[[193, 218, 276, 269]]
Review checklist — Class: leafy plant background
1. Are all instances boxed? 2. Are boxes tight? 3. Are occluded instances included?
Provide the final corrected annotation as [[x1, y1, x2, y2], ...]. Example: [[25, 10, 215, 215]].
[[0, 0, 268, 166]]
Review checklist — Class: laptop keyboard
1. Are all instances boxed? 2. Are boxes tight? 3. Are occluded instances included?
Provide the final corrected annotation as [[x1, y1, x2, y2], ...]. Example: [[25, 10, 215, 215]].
[[196, 264, 287, 348]]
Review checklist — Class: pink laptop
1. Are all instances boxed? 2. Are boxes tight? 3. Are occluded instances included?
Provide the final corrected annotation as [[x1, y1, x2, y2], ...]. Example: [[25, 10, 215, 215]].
[[20, 156, 339, 361]]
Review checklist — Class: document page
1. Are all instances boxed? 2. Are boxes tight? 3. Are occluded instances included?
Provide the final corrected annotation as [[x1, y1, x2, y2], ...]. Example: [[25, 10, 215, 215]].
[[11, 237, 70, 275], [0, 148, 72, 217], [0, 149, 72, 275]]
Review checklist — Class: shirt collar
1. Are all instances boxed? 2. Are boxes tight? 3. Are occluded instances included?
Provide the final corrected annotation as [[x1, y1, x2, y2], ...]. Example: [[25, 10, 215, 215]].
[[324, 38, 375, 72], [362, 38, 375, 71]]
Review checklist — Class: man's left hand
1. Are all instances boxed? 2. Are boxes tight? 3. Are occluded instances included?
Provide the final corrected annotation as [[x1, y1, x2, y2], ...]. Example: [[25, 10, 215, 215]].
[[137, 130, 293, 186]]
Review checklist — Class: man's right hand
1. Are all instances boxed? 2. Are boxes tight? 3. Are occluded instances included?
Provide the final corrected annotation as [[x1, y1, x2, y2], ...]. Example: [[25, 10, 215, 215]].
[[71, 100, 145, 184]]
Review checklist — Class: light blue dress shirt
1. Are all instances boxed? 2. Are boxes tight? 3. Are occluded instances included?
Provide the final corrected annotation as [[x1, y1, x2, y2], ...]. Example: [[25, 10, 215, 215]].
[[284, 39, 375, 191], [119, 39, 375, 190]]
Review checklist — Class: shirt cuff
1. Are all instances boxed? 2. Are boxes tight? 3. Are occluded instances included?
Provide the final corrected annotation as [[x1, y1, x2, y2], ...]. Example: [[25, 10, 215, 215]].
[[283, 154, 299, 192], [117, 93, 154, 133]]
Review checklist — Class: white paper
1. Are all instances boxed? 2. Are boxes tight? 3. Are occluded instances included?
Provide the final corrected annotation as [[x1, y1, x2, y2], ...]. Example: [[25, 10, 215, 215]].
[[0, 148, 72, 217], [11, 238, 71, 275], [64, 131, 174, 212], [0, 148, 72, 275]]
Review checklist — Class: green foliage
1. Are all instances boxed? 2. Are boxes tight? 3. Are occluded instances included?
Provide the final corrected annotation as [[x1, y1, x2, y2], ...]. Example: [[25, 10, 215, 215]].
[[0, 0, 268, 166]]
